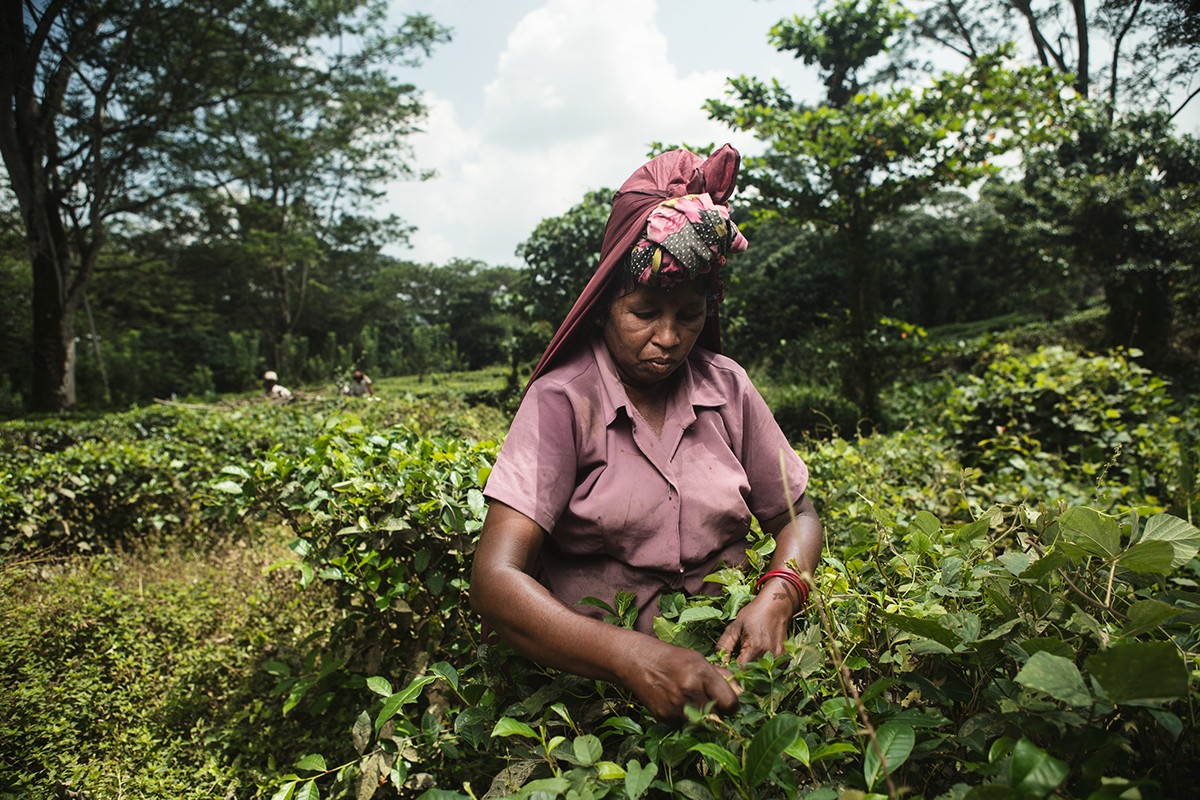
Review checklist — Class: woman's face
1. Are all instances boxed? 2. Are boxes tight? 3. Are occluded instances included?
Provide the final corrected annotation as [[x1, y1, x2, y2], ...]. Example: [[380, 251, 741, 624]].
[[602, 279, 707, 391]]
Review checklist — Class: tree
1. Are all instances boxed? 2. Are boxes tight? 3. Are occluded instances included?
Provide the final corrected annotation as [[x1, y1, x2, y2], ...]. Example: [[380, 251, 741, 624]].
[[707, 0, 1065, 423], [515, 189, 613, 330], [902, 0, 1200, 117], [0, 0, 446, 411], [983, 109, 1200, 367]]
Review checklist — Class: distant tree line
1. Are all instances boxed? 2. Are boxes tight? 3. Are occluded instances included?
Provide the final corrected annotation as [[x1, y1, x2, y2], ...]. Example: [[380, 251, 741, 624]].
[[1, 0, 1198, 418]]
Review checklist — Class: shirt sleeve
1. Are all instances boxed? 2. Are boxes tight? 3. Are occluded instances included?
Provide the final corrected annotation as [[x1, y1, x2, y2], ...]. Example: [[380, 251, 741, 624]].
[[483, 379, 580, 535], [739, 379, 809, 523]]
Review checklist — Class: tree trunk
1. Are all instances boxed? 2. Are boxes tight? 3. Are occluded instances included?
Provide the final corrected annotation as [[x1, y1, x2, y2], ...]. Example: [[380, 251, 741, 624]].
[[29, 239, 79, 411]]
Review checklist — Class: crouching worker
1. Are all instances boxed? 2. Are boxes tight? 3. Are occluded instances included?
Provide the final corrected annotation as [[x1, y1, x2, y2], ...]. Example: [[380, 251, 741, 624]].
[[469, 145, 822, 723]]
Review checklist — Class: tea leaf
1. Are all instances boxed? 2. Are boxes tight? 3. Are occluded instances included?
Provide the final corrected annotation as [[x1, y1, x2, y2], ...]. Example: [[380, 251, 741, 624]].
[[1120, 599, 1185, 638], [1086, 641, 1189, 702], [689, 742, 741, 776], [863, 721, 914, 791], [624, 760, 657, 800], [1015, 651, 1090, 706], [376, 676, 436, 732], [366, 677, 392, 698], [573, 734, 602, 766], [1010, 737, 1068, 797], [1139, 514, 1200, 568], [882, 612, 963, 649], [490, 717, 538, 739], [745, 712, 802, 787], [1117, 540, 1175, 574], [294, 754, 327, 772]]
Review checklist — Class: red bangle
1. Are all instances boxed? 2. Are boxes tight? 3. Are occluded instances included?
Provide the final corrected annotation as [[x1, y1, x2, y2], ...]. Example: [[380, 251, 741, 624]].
[[754, 568, 809, 610]]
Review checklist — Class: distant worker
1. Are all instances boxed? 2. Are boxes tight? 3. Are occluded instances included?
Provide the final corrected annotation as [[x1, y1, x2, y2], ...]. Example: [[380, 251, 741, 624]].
[[348, 370, 374, 397], [262, 370, 293, 400]]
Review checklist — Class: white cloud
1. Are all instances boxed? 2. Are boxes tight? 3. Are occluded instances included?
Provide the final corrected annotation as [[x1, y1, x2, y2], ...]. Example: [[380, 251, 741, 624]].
[[383, 0, 761, 268]]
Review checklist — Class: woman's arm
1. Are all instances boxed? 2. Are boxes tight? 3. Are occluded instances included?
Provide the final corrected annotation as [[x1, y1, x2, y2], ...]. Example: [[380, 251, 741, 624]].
[[470, 501, 741, 722], [714, 492, 823, 665]]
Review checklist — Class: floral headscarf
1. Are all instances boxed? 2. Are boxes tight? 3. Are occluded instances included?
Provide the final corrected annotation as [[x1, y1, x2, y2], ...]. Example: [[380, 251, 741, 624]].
[[627, 193, 747, 293], [526, 145, 745, 391]]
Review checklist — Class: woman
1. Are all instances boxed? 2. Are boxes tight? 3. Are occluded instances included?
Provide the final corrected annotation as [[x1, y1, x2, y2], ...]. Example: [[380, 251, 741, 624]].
[[469, 145, 822, 722]]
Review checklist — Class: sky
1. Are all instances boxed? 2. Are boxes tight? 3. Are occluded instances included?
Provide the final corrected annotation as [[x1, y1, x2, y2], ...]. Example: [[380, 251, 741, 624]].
[[381, 0, 821, 268], [379, 0, 1200, 270]]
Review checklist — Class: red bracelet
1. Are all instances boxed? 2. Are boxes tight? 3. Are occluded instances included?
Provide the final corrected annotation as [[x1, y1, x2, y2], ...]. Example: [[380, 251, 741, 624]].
[[754, 568, 810, 610]]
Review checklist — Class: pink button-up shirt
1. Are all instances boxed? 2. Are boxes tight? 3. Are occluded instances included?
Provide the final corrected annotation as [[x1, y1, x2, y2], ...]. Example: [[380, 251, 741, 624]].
[[484, 336, 809, 634]]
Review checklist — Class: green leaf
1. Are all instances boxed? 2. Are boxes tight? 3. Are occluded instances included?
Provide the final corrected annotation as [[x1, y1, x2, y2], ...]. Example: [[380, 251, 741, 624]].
[[784, 736, 811, 766], [295, 781, 319, 800], [678, 606, 724, 624], [1120, 599, 1184, 638], [625, 760, 657, 800], [1010, 737, 1068, 797], [295, 754, 327, 772], [673, 779, 716, 800], [212, 479, 243, 494], [689, 742, 741, 775], [1058, 507, 1121, 560], [1014, 650, 1091, 706], [1086, 641, 1190, 702], [1116, 540, 1176, 574], [912, 510, 941, 537], [812, 742, 858, 761], [863, 721, 915, 791], [1139, 514, 1200, 568], [1019, 549, 1068, 582], [432, 661, 459, 691], [375, 675, 436, 732], [653, 615, 679, 644], [263, 660, 292, 678], [882, 612, 963, 649], [573, 734, 602, 766], [366, 677, 392, 698], [745, 712, 802, 787], [270, 781, 297, 800], [594, 761, 625, 780], [491, 717, 538, 739], [415, 791, 472, 800]]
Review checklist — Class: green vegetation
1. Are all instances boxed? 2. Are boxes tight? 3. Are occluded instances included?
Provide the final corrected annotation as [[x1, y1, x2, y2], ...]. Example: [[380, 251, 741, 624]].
[[3, 336, 1197, 799]]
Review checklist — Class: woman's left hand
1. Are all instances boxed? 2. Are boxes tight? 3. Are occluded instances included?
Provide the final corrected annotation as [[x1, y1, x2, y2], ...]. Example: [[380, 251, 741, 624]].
[[714, 581, 797, 665]]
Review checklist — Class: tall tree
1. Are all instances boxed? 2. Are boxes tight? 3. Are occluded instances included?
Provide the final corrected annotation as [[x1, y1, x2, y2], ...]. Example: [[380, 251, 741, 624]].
[[903, 0, 1200, 117], [0, 0, 446, 411], [707, 0, 1065, 423]]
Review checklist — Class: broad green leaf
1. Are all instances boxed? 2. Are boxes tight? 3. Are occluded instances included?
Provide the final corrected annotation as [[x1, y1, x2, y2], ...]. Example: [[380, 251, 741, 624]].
[[1010, 737, 1068, 797], [1019, 549, 1068, 582], [594, 761, 625, 780], [270, 781, 297, 800], [1116, 540, 1176, 574], [514, 778, 570, 795], [912, 510, 941, 537], [295, 781, 319, 800], [673, 779, 716, 800], [882, 612, 963, 649], [414, 791, 471, 800], [863, 721, 915, 791], [600, 716, 643, 736], [625, 760, 657, 800], [212, 479, 243, 494], [1120, 599, 1185, 638], [1058, 507, 1120, 560], [432, 661, 459, 691], [997, 552, 1031, 576], [689, 742, 741, 775], [1139, 514, 1200, 568], [812, 742, 858, 761], [548, 702, 573, 728], [1147, 708, 1183, 741], [295, 754, 326, 772], [573, 734, 602, 766], [491, 717, 538, 739], [1086, 641, 1189, 702], [784, 737, 811, 766], [263, 660, 291, 677], [1019, 639, 1074, 660], [653, 615, 679, 644], [745, 712, 802, 787], [366, 676, 392, 698], [678, 606, 724, 625], [1014, 651, 1090, 707], [375, 675, 436, 732]]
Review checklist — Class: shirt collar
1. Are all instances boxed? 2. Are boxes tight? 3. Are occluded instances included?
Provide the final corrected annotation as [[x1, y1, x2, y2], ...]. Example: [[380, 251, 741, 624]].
[[589, 336, 726, 428]]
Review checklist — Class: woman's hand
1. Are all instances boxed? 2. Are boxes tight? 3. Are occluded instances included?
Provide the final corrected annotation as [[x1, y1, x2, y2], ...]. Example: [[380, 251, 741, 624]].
[[621, 635, 741, 722], [714, 582, 796, 665]]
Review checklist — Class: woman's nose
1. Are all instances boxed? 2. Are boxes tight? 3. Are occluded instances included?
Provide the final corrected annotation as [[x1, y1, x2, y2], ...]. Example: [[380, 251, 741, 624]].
[[652, 317, 683, 348]]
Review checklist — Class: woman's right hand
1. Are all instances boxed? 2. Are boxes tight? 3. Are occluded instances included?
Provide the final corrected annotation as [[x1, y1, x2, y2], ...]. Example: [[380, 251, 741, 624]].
[[620, 635, 741, 722]]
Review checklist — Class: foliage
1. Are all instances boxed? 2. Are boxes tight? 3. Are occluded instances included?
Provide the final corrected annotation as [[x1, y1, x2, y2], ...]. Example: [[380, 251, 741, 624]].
[[980, 109, 1200, 367], [516, 189, 613, 330], [0, 534, 342, 799], [707, 0, 1069, 422]]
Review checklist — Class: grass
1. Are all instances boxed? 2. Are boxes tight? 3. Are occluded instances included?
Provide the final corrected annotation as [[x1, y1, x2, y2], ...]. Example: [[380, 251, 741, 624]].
[[0, 529, 346, 799]]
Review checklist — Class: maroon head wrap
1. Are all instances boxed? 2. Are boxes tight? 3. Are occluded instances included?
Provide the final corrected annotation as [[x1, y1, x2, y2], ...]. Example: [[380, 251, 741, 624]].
[[525, 144, 743, 390]]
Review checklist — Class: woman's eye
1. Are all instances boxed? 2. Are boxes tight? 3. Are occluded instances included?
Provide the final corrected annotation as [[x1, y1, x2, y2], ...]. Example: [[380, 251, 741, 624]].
[[633, 311, 656, 320]]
